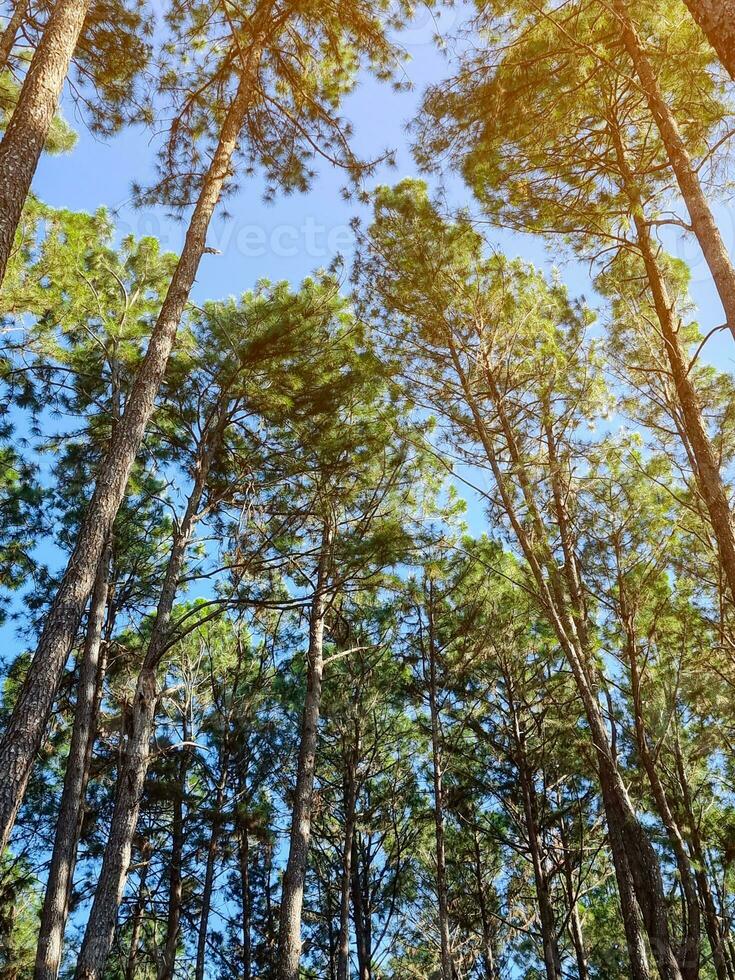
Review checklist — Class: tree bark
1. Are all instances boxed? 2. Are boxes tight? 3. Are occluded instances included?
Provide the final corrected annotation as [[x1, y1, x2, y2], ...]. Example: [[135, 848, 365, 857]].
[[74, 410, 226, 980], [558, 813, 589, 980], [425, 580, 455, 980], [34, 538, 111, 980], [0, 72, 253, 855], [0, 0, 28, 71], [614, 0, 735, 344], [276, 523, 332, 980], [471, 828, 498, 980], [0, 0, 90, 285], [682, 0, 735, 80]]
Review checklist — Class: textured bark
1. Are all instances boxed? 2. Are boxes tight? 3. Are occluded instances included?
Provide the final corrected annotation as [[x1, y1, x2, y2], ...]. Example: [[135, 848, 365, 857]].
[[425, 581, 455, 980], [0, 0, 90, 284], [682, 0, 735, 80], [34, 542, 110, 980], [0, 72, 252, 854], [277, 525, 332, 980], [0, 0, 28, 71], [74, 412, 226, 980], [614, 0, 735, 343]]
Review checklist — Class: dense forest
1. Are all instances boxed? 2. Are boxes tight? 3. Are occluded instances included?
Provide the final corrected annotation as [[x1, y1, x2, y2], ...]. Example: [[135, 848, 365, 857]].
[[1, 0, 735, 977]]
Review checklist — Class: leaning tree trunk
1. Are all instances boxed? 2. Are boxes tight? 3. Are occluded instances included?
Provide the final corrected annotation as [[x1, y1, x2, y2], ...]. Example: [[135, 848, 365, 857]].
[[681, 0, 735, 80], [0, 0, 90, 284], [0, 72, 253, 855], [34, 541, 110, 980], [276, 524, 332, 980], [0, 0, 28, 71], [614, 0, 735, 344], [74, 411, 226, 980], [124, 842, 152, 980]]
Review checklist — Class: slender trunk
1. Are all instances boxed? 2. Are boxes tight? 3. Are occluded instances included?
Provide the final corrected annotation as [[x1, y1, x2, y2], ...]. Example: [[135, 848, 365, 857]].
[[74, 415, 225, 980], [124, 842, 152, 980], [0, 72, 253, 854], [276, 523, 332, 980], [425, 580, 454, 980], [448, 340, 667, 978], [506, 682, 562, 980], [240, 821, 252, 980], [0, 0, 90, 284], [0, 0, 28, 71], [557, 815, 589, 980], [157, 722, 189, 980], [471, 829, 497, 980], [34, 539, 110, 980], [681, 0, 735, 80], [610, 121, 735, 610], [614, 0, 735, 343], [337, 731, 359, 980], [195, 761, 228, 980], [351, 833, 370, 980], [673, 730, 734, 980]]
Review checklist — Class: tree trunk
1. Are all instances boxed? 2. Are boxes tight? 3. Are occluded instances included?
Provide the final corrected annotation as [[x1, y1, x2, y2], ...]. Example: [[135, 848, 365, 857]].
[[673, 729, 734, 980], [351, 833, 371, 980], [0, 72, 253, 855], [157, 724, 189, 980], [558, 813, 589, 980], [471, 829, 498, 980], [276, 523, 332, 980], [195, 762, 228, 980], [74, 413, 226, 980], [0, 0, 90, 284], [609, 121, 735, 611], [337, 731, 359, 980], [426, 580, 455, 980], [449, 340, 670, 978], [506, 680, 562, 980], [124, 842, 152, 980], [240, 821, 252, 980], [0, 0, 28, 71], [682, 0, 735, 80], [614, 0, 735, 343], [620, 604, 701, 980], [34, 539, 111, 980]]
